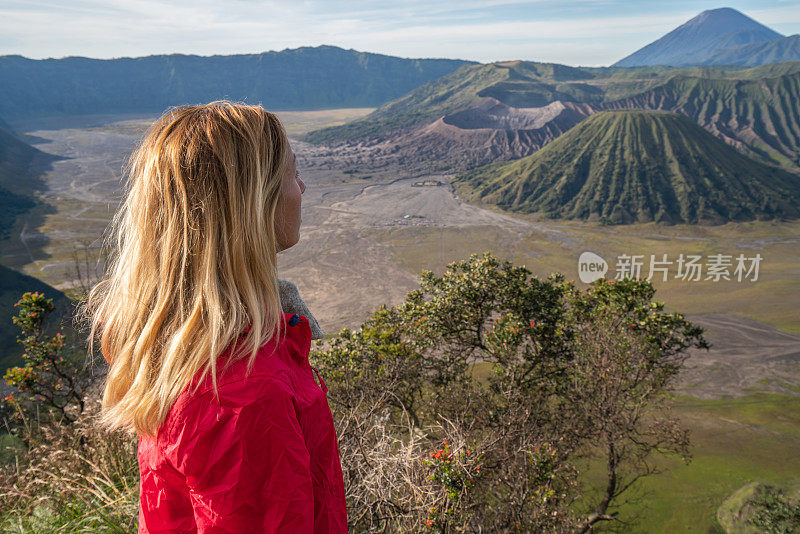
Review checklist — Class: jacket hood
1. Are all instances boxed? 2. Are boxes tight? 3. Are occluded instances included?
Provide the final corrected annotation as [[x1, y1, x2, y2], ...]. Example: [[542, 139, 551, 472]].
[[237, 279, 325, 340], [278, 279, 325, 340]]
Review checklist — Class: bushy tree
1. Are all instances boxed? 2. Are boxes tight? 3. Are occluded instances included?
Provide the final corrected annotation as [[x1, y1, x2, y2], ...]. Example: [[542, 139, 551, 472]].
[[312, 252, 707, 532], [2, 292, 91, 428]]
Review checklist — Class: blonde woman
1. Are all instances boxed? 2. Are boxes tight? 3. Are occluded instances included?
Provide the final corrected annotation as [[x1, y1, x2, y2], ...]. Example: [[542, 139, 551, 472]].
[[81, 102, 347, 532]]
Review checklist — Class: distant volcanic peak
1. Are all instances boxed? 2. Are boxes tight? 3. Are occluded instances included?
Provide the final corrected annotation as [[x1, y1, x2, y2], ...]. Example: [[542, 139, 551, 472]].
[[669, 7, 782, 43], [453, 110, 800, 225], [612, 7, 783, 67], [693, 7, 779, 31]]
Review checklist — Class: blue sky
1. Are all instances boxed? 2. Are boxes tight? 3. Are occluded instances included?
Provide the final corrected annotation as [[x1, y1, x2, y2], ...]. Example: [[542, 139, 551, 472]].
[[2, 0, 799, 66]]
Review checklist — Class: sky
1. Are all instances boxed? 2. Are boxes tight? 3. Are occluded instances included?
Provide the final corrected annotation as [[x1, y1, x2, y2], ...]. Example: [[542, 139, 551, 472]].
[[2, 0, 799, 66]]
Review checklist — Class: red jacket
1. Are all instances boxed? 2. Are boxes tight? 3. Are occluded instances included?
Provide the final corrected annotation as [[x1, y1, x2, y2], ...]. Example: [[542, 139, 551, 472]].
[[137, 312, 348, 533]]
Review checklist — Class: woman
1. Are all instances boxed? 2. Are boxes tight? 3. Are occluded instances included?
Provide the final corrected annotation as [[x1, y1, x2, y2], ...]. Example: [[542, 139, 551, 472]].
[[81, 101, 347, 532]]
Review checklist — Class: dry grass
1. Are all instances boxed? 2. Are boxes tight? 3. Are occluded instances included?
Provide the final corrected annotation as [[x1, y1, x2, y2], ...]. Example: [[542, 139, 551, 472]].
[[0, 394, 139, 533], [0, 386, 490, 533]]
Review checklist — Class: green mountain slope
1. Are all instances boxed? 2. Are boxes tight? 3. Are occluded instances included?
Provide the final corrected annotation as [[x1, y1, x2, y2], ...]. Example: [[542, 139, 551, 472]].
[[452, 111, 800, 225], [306, 61, 800, 144], [602, 69, 800, 169], [305, 60, 800, 172], [0, 122, 74, 372], [0, 45, 474, 120], [0, 122, 51, 240]]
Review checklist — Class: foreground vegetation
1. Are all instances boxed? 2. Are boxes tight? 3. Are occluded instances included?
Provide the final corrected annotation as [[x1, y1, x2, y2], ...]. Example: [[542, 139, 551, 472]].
[[0, 252, 797, 532], [1, 388, 796, 531]]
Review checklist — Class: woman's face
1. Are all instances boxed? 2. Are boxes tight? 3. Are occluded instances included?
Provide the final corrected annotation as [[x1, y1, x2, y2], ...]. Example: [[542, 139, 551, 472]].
[[275, 150, 306, 252]]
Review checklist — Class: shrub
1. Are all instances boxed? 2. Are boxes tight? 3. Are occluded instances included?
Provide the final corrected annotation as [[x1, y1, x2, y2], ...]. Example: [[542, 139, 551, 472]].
[[1, 292, 96, 429], [313, 252, 707, 532], [747, 484, 800, 534]]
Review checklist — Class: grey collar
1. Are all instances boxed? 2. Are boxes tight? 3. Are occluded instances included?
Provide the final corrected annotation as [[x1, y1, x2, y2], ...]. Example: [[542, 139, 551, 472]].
[[278, 279, 325, 340]]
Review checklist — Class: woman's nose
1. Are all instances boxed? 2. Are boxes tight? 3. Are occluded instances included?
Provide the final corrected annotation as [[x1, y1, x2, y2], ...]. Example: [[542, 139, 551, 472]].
[[298, 177, 306, 194]]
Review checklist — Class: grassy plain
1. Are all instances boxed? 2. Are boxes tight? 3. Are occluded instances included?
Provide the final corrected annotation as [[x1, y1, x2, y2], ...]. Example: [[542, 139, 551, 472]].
[[584, 394, 800, 533]]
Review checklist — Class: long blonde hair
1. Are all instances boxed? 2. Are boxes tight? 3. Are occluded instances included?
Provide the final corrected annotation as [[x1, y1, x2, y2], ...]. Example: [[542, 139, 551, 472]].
[[79, 101, 292, 438]]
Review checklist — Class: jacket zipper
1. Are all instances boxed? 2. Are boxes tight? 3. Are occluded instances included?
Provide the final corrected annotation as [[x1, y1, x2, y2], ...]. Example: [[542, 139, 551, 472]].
[[310, 365, 328, 393]]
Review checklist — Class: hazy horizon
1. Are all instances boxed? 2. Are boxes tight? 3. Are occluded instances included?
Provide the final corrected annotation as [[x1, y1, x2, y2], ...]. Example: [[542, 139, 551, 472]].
[[2, 1, 800, 67]]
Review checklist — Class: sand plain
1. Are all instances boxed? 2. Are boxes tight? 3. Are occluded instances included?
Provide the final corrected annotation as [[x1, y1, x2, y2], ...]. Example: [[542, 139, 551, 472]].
[[2, 109, 799, 399]]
